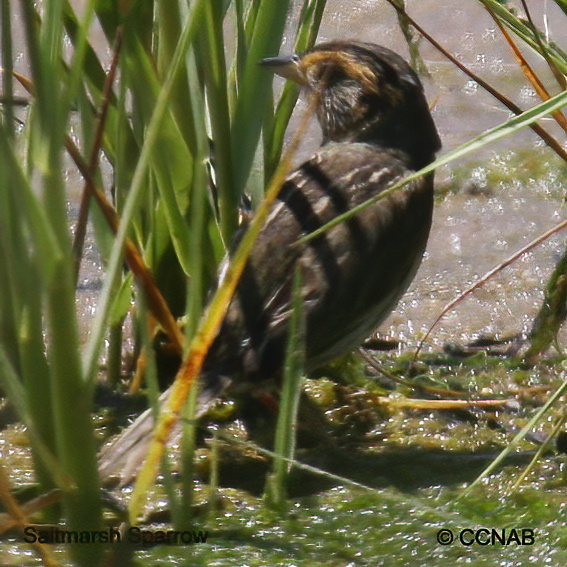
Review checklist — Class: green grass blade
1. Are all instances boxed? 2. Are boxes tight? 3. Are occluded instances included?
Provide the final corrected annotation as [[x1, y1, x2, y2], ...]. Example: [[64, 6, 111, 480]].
[[0, 123, 62, 281], [264, 266, 305, 509], [554, 0, 567, 17], [1, 0, 15, 137], [199, 0, 236, 240], [230, 0, 291, 198], [21, 1, 104, 560], [0, 346, 72, 492]]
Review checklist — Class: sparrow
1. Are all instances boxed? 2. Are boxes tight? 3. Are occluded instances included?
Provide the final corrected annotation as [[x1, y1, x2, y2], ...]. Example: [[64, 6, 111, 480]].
[[99, 41, 441, 485]]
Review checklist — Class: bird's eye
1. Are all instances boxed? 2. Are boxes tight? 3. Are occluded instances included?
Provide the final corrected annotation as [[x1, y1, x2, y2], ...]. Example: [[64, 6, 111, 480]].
[[318, 63, 346, 86], [292, 53, 301, 64]]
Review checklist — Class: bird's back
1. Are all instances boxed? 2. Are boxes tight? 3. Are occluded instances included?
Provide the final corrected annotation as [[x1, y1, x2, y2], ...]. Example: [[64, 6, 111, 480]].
[[204, 142, 433, 389]]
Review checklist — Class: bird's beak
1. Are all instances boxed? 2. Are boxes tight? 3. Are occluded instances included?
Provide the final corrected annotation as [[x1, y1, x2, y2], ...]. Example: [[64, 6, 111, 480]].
[[259, 54, 307, 85]]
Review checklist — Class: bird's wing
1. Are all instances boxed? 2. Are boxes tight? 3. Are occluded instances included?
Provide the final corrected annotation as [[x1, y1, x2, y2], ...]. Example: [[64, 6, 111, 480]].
[[223, 142, 423, 374]]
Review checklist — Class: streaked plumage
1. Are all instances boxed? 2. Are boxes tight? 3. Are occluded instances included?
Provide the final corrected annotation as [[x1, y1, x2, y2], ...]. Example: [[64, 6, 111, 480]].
[[99, 41, 441, 484]]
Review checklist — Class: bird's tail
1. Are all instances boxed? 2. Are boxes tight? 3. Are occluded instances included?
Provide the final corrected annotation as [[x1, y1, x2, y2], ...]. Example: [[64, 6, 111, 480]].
[[97, 375, 230, 486]]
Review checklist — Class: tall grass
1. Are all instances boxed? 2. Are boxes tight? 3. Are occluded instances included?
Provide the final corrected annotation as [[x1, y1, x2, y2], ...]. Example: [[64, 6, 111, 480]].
[[0, 0, 326, 563]]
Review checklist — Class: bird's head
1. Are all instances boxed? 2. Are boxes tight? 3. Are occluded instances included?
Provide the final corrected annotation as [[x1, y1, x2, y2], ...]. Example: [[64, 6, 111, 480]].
[[261, 41, 441, 169]]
